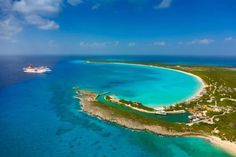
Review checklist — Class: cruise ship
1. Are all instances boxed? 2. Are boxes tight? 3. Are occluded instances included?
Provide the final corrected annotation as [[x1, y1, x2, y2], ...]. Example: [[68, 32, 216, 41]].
[[23, 64, 51, 74]]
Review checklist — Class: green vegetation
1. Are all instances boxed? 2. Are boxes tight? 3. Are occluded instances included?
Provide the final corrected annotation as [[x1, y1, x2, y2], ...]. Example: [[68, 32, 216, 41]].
[[118, 99, 155, 111], [105, 95, 112, 100], [171, 66, 236, 141], [105, 96, 156, 111], [94, 100, 192, 133]]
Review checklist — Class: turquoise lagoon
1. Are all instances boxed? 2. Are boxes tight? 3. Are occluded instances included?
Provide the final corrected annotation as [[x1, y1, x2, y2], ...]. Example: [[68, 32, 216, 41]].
[[71, 61, 202, 107], [0, 56, 231, 157]]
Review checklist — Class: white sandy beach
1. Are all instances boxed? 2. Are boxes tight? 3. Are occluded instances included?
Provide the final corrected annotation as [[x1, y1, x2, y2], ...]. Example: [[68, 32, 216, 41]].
[[196, 135, 236, 157]]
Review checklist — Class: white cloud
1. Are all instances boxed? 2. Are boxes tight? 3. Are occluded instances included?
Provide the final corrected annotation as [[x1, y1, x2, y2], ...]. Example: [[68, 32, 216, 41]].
[[12, 0, 61, 30], [191, 38, 214, 45], [67, 0, 83, 6], [48, 39, 58, 47], [12, 0, 62, 15], [49, 39, 55, 45], [153, 41, 166, 46], [154, 0, 173, 9], [25, 15, 59, 30], [92, 3, 101, 10], [128, 42, 136, 47], [0, 16, 22, 40], [113, 41, 119, 46], [86, 42, 106, 47], [177, 41, 183, 45], [225, 36, 233, 41], [0, 0, 61, 40], [79, 41, 119, 48]]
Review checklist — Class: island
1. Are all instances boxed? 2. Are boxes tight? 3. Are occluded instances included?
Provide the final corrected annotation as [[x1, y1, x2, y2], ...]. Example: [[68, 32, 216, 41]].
[[75, 61, 236, 156]]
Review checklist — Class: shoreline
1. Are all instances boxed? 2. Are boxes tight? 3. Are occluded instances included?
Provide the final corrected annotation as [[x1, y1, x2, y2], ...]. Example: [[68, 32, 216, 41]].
[[79, 90, 236, 156], [195, 135, 236, 156], [85, 61, 207, 107], [80, 61, 236, 156], [78, 90, 236, 157]]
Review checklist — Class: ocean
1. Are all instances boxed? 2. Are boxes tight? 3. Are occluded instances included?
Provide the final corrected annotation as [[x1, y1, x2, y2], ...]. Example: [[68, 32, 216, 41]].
[[0, 55, 234, 157]]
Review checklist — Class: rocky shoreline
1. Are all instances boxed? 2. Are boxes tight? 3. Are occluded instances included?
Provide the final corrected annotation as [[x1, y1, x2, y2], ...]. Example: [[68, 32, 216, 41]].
[[77, 90, 236, 157]]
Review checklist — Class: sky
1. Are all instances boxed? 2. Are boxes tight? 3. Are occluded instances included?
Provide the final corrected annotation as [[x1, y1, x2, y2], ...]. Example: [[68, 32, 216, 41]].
[[0, 0, 236, 56]]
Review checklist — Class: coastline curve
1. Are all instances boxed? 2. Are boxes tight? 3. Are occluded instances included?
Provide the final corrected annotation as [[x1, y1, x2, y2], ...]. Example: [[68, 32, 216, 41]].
[[84, 61, 207, 107]]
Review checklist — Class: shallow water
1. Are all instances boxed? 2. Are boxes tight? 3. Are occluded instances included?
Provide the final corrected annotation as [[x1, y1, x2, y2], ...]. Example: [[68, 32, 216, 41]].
[[0, 56, 232, 157], [97, 95, 191, 123], [70, 60, 201, 107]]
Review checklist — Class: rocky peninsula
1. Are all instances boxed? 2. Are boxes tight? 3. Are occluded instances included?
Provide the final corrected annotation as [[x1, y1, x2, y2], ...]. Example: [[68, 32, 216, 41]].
[[76, 62, 236, 156]]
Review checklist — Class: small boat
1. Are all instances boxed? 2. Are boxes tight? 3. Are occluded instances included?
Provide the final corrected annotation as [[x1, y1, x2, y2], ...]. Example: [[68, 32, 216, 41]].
[[23, 64, 51, 74]]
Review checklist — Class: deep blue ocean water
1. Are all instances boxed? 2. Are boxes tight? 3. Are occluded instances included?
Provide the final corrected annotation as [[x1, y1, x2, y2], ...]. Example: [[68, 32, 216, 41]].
[[0, 55, 235, 157]]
